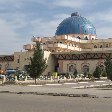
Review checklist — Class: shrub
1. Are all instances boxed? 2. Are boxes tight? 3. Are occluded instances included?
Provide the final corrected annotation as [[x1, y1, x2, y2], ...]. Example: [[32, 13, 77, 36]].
[[93, 66, 101, 78]]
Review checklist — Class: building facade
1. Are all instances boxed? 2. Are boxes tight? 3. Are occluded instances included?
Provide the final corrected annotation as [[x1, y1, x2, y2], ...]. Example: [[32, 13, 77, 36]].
[[1, 12, 112, 75]]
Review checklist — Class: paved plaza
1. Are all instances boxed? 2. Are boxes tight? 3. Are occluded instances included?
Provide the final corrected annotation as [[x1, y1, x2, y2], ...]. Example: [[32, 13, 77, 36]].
[[0, 80, 112, 98], [0, 93, 112, 112], [0, 80, 112, 112]]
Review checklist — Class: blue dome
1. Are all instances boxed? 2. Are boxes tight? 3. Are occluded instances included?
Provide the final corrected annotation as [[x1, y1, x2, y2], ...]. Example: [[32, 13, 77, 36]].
[[55, 12, 96, 36]]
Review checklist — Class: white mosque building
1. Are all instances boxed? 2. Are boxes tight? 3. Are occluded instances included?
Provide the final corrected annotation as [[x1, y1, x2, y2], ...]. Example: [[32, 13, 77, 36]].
[[1, 12, 112, 75]]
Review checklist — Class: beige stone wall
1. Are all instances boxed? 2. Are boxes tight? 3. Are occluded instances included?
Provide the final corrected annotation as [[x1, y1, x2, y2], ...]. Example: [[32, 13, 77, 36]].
[[13, 51, 34, 70], [60, 59, 105, 74], [42, 51, 56, 75], [0, 61, 14, 71], [0, 50, 106, 75], [12, 50, 55, 75]]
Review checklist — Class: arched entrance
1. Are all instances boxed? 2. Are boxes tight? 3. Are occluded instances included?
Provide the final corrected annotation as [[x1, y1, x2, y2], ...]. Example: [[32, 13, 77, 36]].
[[82, 65, 89, 73], [67, 63, 76, 74]]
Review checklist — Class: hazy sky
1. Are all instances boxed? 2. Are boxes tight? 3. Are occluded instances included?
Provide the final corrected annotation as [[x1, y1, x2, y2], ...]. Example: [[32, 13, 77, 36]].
[[0, 0, 112, 54]]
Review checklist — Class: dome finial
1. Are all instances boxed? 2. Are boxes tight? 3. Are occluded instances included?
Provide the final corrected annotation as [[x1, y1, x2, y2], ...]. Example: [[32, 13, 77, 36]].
[[71, 12, 79, 17]]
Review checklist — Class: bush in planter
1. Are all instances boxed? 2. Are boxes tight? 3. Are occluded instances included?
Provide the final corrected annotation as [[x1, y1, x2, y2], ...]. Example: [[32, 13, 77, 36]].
[[104, 58, 112, 81], [93, 66, 101, 79], [101, 70, 107, 77]]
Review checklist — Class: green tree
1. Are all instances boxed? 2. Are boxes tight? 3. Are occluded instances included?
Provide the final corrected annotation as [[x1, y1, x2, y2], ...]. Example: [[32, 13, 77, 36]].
[[104, 58, 112, 80], [27, 42, 48, 84], [101, 70, 107, 77], [73, 69, 78, 78], [93, 66, 101, 79]]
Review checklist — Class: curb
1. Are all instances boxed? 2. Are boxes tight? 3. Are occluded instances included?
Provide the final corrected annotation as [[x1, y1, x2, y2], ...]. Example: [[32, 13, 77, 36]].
[[0, 91, 99, 98]]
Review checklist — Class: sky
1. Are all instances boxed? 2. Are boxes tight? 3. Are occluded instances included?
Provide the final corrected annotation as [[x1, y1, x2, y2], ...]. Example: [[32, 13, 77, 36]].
[[0, 0, 112, 54]]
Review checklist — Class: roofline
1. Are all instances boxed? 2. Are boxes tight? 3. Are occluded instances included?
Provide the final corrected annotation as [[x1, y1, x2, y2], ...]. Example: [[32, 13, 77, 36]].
[[51, 51, 112, 54], [0, 55, 14, 57]]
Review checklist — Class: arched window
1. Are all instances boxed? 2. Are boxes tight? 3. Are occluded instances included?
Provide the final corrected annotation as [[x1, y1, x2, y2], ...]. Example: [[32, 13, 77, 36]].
[[77, 36, 81, 39], [82, 65, 89, 73], [84, 36, 88, 40], [67, 63, 76, 73], [100, 45, 103, 48], [94, 45, 97, 48], [106, 44, 108, 48]]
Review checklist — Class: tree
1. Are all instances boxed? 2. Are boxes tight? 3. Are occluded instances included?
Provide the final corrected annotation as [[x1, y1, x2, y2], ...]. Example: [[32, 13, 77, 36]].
[[73, 69, 78, 78], [101, 70, 107, 77], [93, 66, 101, 79], [27, 42, 48, 84], [104, 58, 112, 80]]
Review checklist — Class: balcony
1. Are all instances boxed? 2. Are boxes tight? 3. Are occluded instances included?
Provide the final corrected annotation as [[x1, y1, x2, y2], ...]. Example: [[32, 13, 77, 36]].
[[81, 48, 103, 52], [103, 47, 112, 51], [81, 49, 91, 52], [61, 44, 68, 49], [91, 48, 103, 51], [73, 38, 80, 42], [74, 47, 81, 51], [81, 47, 112, 52], [55, 35, 68, 40], [67, 36, 73, 41], [71, 38, 91, 43], [91, 39, 103, 43], [80, 40, 91, 43], [54, 43, 67, 49], [67, 46, 74, 50], [23, 44, 33, 50]]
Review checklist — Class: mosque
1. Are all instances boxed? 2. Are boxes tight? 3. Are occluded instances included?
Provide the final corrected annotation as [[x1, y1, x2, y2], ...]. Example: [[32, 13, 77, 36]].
[[1, 12, 112, 75]]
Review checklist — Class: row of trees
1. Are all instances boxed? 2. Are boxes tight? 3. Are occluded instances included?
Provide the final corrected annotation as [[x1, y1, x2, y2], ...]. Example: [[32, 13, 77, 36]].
[[93, 58, 112, 81], [93, 66, 106, 78], [72, 58, 112, 80], [26, 42, 112, 84], [27, 42, 48, 84]]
